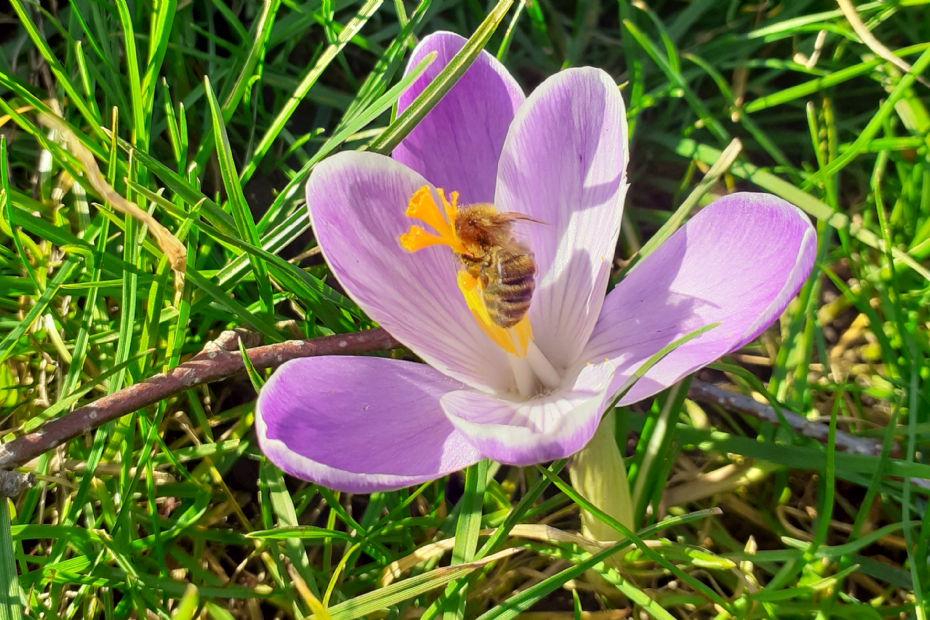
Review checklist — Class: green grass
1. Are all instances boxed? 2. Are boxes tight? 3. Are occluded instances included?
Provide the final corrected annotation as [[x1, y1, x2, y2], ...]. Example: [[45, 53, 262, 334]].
[[1, 0, 930, 618]]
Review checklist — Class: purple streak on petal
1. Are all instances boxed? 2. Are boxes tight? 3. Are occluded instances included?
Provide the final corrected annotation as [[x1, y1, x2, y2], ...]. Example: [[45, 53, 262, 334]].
[[256, 357, 482, 493], [495, 68, 629, 372], [307, 151, 512, 392], [441, 361, 615, 466], [393, 31, 525, 204], [581, 193, 817, 404]]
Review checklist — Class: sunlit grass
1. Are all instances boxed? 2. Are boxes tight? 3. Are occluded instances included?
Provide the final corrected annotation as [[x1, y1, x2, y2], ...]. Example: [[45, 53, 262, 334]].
[[1, 0, 929, 618]]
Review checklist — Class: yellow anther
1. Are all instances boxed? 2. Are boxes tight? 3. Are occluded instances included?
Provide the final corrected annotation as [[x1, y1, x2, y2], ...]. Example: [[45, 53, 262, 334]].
[[456, 270, 530, 357], [457, 270, 478, 292], [511, 319, 533, 354]]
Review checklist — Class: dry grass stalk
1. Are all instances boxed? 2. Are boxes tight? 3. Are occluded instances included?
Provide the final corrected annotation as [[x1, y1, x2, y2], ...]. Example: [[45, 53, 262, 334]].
[[835, 0, 930, 89], [36, 112, 187, 272], [514, 611, 631, 620], [380, 524, 606, 587]]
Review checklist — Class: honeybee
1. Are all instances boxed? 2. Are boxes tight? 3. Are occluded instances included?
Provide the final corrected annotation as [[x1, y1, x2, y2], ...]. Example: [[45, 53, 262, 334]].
[[454, 205, 543, 329]]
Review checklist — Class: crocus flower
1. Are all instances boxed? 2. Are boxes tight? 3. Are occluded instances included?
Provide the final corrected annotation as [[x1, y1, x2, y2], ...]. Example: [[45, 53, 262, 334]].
[[255, 32, 816, 493]]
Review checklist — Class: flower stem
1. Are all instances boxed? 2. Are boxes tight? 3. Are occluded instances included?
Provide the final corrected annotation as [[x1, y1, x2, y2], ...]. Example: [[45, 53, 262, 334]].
[[569, 410, 635, 540]]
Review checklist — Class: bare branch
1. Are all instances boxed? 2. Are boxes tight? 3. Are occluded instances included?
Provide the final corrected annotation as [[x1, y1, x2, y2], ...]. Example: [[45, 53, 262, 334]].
[[688, 380, 886, 457], [0, 470, 35, 497], [0, 325, 907, 496], [0, 328, 401, 473]]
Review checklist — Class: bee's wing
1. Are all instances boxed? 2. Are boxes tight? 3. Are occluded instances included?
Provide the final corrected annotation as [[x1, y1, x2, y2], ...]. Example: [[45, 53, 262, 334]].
[[493, 237, 530, 255], [487, 212, 543, 254], [497, 212, 548, 226]]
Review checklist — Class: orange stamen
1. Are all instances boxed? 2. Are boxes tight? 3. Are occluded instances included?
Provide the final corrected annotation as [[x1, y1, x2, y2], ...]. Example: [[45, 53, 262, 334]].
[[399, 225, 448, 252], [399, 186, 465, 254]]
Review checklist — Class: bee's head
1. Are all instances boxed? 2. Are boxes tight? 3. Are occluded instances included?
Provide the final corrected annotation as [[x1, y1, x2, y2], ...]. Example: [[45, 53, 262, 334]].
[[455, 204, 509, 256]]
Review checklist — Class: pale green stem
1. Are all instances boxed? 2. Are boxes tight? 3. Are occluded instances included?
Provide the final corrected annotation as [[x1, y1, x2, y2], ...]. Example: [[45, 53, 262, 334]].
[[569, 410, 635, 540]]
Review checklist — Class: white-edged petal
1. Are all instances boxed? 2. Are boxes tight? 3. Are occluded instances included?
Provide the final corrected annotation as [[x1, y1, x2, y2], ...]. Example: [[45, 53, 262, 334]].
[[307, 151, 512, 392], [440, 361, 615, 465], [495, 67, 629, 372]]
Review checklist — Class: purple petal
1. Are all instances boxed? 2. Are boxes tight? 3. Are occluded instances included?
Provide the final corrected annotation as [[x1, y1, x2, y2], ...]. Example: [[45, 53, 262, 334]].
[[393, 31, 525, 204], [440, 361, 615, 466], [307, 151, 513, 392], [581, 193, 817, 404], [255, 357, 482, 493], [495, 68, 629, 373]]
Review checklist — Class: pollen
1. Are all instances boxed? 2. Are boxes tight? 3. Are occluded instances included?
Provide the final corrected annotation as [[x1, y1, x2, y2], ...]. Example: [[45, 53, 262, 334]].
[[399, 186, 465, 254], [399, 225, 447, 251]]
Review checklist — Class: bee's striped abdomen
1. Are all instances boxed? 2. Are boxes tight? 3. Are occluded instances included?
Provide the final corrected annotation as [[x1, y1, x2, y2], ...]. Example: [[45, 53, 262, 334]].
[[481, 249, 536, 329]]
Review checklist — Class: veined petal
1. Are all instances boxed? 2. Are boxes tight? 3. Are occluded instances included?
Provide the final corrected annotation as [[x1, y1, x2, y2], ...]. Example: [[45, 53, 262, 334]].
[[441, 361, 615, 466], [394, 31, 525, 204], [307, 151, 512, 392], [581, 193, 817, 404], [495, 68, 629, 372], [256, 357, 482, 493]]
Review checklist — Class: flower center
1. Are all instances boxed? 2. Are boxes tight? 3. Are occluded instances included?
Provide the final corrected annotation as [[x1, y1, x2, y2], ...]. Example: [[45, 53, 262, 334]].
[[399, 186, 562, 398], [400, 186, 533, 357]]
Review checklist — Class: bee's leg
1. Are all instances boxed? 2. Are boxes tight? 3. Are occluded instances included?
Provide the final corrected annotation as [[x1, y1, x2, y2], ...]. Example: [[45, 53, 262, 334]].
[[456, 255, 483, 281]]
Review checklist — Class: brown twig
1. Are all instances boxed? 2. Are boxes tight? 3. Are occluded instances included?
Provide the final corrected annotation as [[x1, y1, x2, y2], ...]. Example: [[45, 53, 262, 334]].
[[0, 470, 35, 497], [0, 328, 401, 474], [0, 326, 907, 494], [688, 380, 887, 457]]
